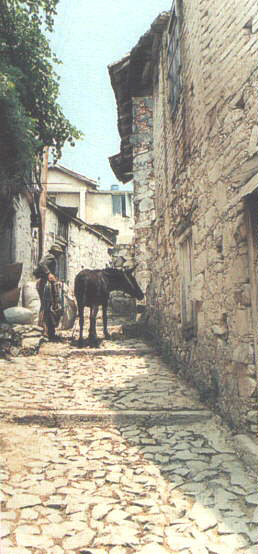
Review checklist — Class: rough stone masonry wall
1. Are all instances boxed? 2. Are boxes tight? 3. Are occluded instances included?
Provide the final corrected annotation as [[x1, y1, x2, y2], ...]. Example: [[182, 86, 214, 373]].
[[131, 97, 155, 295], [143, 0, 258, 434], [13, 195, 33, 289], [45, 207, 111, 290]]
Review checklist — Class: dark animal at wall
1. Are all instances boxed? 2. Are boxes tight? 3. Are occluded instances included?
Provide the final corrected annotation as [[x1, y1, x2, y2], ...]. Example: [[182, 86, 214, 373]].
[[74, 267, 144, 346]]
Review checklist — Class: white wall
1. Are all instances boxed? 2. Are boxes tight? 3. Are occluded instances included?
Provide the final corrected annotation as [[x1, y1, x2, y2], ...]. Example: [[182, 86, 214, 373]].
[[45, 205, 111, 290], [86, 191, 134, 244]]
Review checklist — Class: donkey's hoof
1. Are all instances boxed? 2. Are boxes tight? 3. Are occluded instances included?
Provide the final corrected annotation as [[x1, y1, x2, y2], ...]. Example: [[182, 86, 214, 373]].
[[87, 337, 100, 348]]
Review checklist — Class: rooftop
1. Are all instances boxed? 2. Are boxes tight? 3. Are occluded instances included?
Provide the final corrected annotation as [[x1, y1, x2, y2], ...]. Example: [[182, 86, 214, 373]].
[[48, 163, 97, 190]]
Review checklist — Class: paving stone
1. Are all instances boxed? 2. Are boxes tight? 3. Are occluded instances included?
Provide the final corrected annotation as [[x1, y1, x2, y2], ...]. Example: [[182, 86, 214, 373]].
[[136, 544, 171, 553], [222, 533, 248, 549], [20, 508, 39, 520], [15, 524, 40, 535], [0, 521, 12, 538], [41, 523, 70, 538], [246, 547, 258, 554], [1, 546, 30, 554], [165, 530, 195, 550], [62, 528, 96, 549], [188, 502, 218, 531], [0, 333, 257, 554], [16, 531, 54, 548], [246, 492, 258, 505], [106, 508, 130, 523], [6, 494, 41, 509], [92, 503, 112, 520], [1, 511, 16, 520], [49, 547, 65, 554], [94, 524, 140, 546], [217, 517, 251, 535]]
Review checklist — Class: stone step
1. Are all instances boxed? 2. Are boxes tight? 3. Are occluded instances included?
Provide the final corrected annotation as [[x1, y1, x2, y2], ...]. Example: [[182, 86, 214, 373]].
[[0, 408, 213, 428]]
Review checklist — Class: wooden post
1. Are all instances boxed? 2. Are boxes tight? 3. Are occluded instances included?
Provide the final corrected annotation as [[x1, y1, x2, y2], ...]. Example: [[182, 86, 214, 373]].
[[39, 147, 49, 260]]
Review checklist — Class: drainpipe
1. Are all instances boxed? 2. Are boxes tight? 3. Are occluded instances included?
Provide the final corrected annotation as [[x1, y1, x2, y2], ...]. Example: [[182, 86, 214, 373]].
[[39, 147, 49, 260]]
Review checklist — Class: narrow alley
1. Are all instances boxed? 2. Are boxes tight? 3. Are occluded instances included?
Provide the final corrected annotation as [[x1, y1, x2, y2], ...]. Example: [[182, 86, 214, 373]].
[[0, 321, 257, 554]]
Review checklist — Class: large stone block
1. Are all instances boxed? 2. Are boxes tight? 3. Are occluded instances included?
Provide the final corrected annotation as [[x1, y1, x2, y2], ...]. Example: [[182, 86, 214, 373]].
[[234, 308, 252, 336], [238, 373, 257, 398], [232, 342, 254, 364], [191, 273, 204, 301], [226, 255, 249, 286]]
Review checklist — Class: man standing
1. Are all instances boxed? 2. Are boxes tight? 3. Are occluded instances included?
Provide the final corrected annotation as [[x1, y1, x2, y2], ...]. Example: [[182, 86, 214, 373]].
[[34, 243, 64, 340]]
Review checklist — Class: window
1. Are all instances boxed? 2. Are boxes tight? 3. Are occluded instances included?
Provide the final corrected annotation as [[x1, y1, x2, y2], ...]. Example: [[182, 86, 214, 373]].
[[58, 217, 68, 241], [56, 251, 67, 282], [112, 194, 127, 217], [167, 0, 182, 113], [179, 231, 196, 338]]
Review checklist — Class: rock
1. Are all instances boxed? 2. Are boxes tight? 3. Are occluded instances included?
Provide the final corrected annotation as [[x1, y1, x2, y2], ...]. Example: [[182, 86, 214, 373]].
[[137, 545, 171, 553], [92, 503, 112, 520], [15, 531, 54, 548], [0, 522, 11, 538], [7, 494, 41, 509], [188, 502, 218, 531], [95, 525, 139, 546], [218, 518, 250, 535], [15, 524, 40, 535], [233, 434, 258, 473], [165, 530, 195, 550], [49, 547, 65, 554], [41, 523, 68, 538], [238, 375, 257, 398], [4, 307, 33, 325], [62, 529, 96, 549], [246, 410, 257, 424], [106, 509, 130, 523]]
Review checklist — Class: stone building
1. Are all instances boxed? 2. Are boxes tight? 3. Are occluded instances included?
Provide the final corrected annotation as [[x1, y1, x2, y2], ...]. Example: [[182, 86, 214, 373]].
[[109, 2, 258, 433], [45, 200, 113, 289], [48, 164, 134, 244], [0, 188, 40, 288]]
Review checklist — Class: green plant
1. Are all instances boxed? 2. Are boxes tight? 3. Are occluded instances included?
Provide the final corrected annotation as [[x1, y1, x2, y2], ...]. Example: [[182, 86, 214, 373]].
[[0, 0, 82, 201]]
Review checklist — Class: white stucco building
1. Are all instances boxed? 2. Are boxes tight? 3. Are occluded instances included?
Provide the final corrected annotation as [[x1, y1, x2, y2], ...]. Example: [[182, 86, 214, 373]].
[[47, 164, 134, 244]]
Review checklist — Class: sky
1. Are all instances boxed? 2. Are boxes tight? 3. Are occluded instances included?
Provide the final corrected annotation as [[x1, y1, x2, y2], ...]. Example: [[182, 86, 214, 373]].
[[49, 0, 172, 190]]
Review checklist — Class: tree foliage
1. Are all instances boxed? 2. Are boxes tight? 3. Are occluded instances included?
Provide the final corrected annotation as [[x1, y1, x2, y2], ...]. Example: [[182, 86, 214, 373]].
[[0, 0, 82, 197]]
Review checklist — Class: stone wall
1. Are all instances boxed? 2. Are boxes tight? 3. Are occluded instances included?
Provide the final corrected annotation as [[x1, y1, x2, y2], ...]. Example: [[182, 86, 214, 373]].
[[132, 2, 258, 433], [13, 195, 33, 288], [45, 205, 111, 290], [131, 97, 155, 295]]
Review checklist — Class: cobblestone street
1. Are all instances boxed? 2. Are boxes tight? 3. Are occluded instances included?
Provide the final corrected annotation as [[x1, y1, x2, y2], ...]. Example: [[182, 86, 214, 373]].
[[0, 322, 257, 553]]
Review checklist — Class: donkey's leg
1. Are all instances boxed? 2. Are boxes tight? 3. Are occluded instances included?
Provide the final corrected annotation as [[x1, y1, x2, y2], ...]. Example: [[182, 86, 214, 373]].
[[78, 304, 84, 347], [88, 305, 99, 345], [102, 300, 111, 339]]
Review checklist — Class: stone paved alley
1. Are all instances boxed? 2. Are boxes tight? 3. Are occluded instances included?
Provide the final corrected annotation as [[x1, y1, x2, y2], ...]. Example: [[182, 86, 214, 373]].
[[0, 321, 257, 553]]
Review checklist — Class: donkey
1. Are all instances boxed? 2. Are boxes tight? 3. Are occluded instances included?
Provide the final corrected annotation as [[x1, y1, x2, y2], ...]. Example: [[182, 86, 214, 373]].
[[74, 267, 144, 346]]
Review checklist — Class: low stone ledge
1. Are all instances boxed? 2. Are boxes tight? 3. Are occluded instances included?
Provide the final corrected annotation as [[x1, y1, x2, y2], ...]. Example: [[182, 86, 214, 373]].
[[0, 408, 213, 428], [233, 433, 258, 474]]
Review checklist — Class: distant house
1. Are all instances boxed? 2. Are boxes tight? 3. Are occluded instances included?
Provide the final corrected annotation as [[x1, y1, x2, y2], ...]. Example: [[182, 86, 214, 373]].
[[45, 200, 113, 288], [47, 164, 97, 221], [47, 164, 134, 244]]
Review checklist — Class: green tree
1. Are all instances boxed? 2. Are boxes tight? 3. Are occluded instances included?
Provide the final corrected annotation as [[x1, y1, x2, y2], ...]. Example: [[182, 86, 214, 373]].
[[0, 0, 82, 203]]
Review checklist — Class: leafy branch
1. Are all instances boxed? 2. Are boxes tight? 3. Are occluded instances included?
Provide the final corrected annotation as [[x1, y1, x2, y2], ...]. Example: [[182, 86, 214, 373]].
[[0, 0, 82, 200]]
